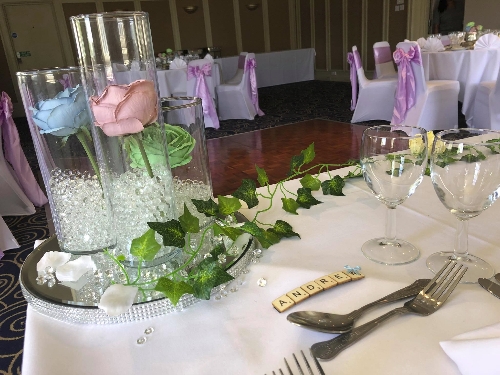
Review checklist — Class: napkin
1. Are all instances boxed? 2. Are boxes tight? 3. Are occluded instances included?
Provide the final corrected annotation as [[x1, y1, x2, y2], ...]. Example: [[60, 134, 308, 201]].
[[422, 38, 445, 52], [474, 34, 500, 50], [440, 322, 500, 375], [170, 57, 187, 69], [417, 37, 427, 49], [204, 53, 214, 61]]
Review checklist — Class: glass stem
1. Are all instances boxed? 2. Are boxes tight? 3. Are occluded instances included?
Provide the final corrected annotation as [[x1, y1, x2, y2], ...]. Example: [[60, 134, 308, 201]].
[[453, 219, 469, 260], [76, 129, 101, 183], [135, 133, 154, 178], [385, 206, 397, 243]]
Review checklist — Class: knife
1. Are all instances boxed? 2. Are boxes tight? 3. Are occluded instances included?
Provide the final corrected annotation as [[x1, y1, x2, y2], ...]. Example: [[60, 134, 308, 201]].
[[478, 278, 500, 299], [495, 273, 500, 284]]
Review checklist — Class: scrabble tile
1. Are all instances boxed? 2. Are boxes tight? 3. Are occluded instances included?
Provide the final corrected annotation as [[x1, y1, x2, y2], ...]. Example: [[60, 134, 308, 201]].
[[343, 270, 365, 281], [286, 287, 310, 303], [327, 271, 352, 284], [314, 276, 338, 290], [300, 281, 324, 296], [272, 295, 295, 313]]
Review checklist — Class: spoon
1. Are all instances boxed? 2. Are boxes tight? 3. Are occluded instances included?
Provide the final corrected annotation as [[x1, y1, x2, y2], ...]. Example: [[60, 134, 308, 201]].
[[286, 278, 430, 333]]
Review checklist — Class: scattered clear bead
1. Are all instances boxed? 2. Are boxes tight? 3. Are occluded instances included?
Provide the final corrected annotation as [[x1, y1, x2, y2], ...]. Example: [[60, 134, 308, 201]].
[[179, 270, 188, 277], [36, 276, 46, 285], [215, 295, 221, 300], [257, 278, 267, 287], [137, 337, 147, 344], [144, 327, 154, 335], [230, 287, 238, 293], [44, 266, 55, 274], [221, 290, 228, 297], [217, 254, 227, 263], [203, 253, 212, 259], [253, 249, 263, 258], [47, 279, 56, 288]]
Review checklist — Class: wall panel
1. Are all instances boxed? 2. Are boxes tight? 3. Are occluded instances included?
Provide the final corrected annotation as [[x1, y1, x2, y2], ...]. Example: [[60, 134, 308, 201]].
[[300, 0, 311, 48], [314, 0, 326, 69], [62, 2, 98, 64], [346, 0, 362, 55], [102, 1, 135, 11], [0, 34, 15, 100], [366, 0, 384, 70], [176, 0, 206, 49], [388, 0, 408, 49], [329, 0, 343, 70], [239, 0, 265, 53], [209, 0, 238, 57], [141, 1, 175, 54], [268, 0, 290, 51]]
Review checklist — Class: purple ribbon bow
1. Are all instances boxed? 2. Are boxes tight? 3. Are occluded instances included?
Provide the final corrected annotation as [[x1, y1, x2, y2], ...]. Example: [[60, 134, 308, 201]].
[[187, 63, 220, 129], [244, 58, 265, 116], [0, 92, 47, 207], [58, 74, 72, 90], [391, 46, 422, 125]]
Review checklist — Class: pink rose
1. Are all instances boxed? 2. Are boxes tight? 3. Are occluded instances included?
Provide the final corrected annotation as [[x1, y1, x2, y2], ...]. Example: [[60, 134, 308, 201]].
[[90, 80, 158, 137]]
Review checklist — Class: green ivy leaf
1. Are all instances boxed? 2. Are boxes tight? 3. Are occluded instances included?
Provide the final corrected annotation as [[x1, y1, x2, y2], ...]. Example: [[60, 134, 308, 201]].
[[213, 223, 244, 241], [155, 277, 194, 306], [116, 254, 126, 261], [239, 222, 264, 237], [231, 179, 259, 209], [256, 230, 282, 249], [191, 262, 234, 300], [268, 220, 300, 239], [321, 175, 346, 196], [218, 195, 242, 216], [300, 174, 321, 191], [296, 187, 322, 209], [281, 198, 300, 215], [179, 203, 200, 233], [255, 165, 269, 186], [345, 169, 362, 179], [288, 154, 305, 175], [191, 198, 219, 217], [301, 143, 315, 165], [130, 229, 162, 261], [148, 220, 186, 248], [460, 154, 480, 163]]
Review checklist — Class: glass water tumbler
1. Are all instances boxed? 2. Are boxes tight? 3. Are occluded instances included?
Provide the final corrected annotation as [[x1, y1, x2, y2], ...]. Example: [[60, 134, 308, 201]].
[[71, 12, 178, 265], [16, 67, 114, 254]]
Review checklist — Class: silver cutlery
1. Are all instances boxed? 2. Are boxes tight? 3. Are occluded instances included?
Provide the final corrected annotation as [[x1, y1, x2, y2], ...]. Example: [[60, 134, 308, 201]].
[[287, 278, 430, 333], [478, 273, 500, 299], [311, 260, 467, 361], [495, 273, 500, 284], [267, 350, 325, 375]]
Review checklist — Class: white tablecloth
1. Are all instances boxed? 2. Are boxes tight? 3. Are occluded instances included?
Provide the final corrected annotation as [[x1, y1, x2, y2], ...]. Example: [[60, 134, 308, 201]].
[[22, 168, 500, 375], [422, 49, 500, 125], [215, 48, 315, 88]]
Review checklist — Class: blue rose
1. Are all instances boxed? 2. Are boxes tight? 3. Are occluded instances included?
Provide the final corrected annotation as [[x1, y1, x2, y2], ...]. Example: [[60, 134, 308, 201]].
[[31, 85, 90, 137]]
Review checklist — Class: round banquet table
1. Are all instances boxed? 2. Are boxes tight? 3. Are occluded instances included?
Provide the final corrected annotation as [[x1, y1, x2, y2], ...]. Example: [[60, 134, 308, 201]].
[[422, 48, 500, 126], [21, 167, 500, 375]]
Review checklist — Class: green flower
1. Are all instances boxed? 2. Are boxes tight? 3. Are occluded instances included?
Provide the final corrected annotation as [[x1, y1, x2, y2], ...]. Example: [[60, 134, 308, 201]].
[[126, 124, 195, 169]]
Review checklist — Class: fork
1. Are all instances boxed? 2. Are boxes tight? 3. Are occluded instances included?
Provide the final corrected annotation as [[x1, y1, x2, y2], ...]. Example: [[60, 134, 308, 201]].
[[266, 350, 326, 375], [311, 260, 467, 361]]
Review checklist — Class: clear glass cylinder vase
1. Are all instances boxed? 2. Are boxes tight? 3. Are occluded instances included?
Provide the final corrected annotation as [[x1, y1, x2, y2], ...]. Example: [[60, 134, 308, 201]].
[[71, 12, 178, 265], [16, 67, 114, 254]]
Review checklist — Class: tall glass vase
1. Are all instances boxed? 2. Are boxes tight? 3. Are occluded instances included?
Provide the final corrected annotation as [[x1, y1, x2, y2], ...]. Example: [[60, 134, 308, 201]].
[[17, 67, 114, 254], [71, 12, 178, 265]]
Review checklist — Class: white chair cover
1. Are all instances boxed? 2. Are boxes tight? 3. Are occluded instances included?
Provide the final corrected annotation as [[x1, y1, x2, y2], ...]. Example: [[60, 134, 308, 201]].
[[0, 216, 19, 253], [472, 65, 500, 129], [216, 52, 264, 120], [373, 41, 397, 79], [170, 57, 187, 69], [350, 46, 397, 123], [186, 59, 219, 129], [391, 41, 459, 130], [474, 34, 500, 50]]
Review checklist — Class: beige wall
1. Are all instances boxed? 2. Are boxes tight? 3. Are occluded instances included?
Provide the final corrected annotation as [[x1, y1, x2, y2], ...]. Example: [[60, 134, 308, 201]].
[[464, 0, 500, 29], [0, 0, 426, 113]]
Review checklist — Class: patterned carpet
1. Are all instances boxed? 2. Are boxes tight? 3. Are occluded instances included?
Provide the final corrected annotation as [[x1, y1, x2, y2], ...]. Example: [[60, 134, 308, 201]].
[[1, 79, 466, 374]]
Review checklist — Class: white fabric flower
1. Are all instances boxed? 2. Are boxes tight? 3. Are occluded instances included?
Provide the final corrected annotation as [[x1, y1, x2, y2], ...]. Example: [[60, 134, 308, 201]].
[[37, 251, 71, 275], [98, 284, 138, 316], [55, 255, 96, 282]]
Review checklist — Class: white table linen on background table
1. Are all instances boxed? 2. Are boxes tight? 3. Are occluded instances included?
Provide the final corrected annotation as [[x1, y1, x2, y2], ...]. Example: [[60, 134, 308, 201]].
[[22, 167, 500, 375], [215, 48, 315, 88], [422, 49, 500, 126]]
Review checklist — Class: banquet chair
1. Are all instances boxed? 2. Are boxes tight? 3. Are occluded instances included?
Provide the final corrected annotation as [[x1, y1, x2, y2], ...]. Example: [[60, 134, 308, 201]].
[[216, 52, 265, 120], [474, 34, 500, 50], [472, 70, 500, 129], [186, 59, 219, 128], [350, 46, 397, 123], [373, 41, 397, 79], [391, 41, 459, 130]]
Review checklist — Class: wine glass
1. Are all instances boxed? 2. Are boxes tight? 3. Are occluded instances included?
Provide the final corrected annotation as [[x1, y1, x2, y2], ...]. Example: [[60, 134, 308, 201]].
[[427, 129, 500, 283], [360, 125, 428, 265]]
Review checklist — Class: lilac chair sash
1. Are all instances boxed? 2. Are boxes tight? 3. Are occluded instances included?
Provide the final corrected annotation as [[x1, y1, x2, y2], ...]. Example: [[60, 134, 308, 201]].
[[391, 46, 422, 125], [0, 92, 48, 207], [374, 47, 393, 65], [245, 58, 265, 116], [347, 51, 362, 111], [187, 63, 220, 129]]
